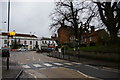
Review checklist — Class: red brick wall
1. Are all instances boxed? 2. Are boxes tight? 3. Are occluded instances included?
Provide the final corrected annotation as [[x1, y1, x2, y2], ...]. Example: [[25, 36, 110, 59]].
[[58, 27, 74, 44], [58, 28, 69, 43]]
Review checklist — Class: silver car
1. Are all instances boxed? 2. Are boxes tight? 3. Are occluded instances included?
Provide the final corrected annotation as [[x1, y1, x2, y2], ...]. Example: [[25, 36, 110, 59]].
[[17, 48, 27, 51]]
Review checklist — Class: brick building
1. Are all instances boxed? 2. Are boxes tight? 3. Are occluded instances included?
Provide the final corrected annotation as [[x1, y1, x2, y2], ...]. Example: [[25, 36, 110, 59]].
[[81, 29, 109, 45], [57, 26, 75, 45], [57, 25, 109, 46]]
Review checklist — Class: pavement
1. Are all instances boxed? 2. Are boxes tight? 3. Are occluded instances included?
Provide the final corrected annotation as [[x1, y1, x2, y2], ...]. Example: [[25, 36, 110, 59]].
[[2, 58, 23, 80]]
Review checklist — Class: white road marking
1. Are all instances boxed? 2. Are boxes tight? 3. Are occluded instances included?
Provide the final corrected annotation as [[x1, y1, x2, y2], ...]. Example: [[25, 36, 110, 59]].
[[22, 65, 31, 68], [72, 62, 81, 65], [33, 64, 42, 68], [39, 59, 40, 61], [64, 63, 73, 65], [85, 65, 99, 69], [102, 67, 119, 73], [51, 67, 58, 69], [77, 70, 97, 79], [77, 70, 89, 77], [39, 68, 46, 70], [53, 63, 63, 66], [43, 63, 53, 67]]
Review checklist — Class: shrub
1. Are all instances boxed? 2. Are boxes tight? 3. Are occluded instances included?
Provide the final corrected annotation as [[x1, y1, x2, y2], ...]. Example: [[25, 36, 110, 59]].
[[80, 44, 87, 47], [89, 41, 95, 46]]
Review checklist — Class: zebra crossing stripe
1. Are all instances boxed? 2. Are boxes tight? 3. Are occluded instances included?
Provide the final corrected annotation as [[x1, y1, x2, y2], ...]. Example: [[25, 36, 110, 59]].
[[64, 63, 73, 65], [53, 63, 63, 66], [22, 65, 31, 68], [43, 63, 53, 67], [33, 64, 42, 67], [72, 62, 81, 65]]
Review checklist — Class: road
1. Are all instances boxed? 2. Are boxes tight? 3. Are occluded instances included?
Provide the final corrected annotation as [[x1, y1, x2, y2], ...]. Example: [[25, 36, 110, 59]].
[[10, 51, 120, 80]]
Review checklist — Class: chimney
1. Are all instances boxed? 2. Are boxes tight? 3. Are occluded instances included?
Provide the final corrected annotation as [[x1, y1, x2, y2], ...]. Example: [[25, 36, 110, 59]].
[[91, 26, 95, 33]]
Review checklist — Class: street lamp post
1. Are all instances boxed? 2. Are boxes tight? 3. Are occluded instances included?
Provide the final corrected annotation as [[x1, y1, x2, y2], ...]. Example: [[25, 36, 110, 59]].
[[7, 0, 10, 70]]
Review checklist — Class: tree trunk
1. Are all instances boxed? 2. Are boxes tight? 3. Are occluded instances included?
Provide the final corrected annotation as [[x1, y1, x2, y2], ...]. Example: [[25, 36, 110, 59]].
[[109, 29, 118, 44]]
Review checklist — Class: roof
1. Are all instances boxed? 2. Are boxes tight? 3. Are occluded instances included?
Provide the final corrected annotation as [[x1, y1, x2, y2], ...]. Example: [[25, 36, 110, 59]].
[[82, 29, 106, 38], [57, 26, 75, 35], [41, 37, 53, 40], [1, 32, 38, 38]]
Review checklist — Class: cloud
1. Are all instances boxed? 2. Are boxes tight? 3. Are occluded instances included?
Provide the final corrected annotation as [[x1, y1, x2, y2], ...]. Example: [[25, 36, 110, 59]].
[[2, 1, 55, 37]]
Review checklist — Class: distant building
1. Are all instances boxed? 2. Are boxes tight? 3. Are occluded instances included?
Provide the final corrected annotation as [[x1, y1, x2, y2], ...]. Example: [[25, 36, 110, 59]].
[[38, 37, 58, 50], [0, 32, 38, 50]]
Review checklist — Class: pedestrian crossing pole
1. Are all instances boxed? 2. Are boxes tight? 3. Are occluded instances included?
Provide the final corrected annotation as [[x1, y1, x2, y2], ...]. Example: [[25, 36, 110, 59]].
[[7, 0, 10, 70]]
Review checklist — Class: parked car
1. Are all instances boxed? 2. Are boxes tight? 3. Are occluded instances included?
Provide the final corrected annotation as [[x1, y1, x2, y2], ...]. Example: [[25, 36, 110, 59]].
[[17, 48, 27, 51]]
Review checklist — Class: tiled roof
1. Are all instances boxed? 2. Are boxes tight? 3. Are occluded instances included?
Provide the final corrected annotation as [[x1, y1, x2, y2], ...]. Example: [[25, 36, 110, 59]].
[[41, 37, 53, 40], [1, 32, 37, 38], [82, 29, 105, 38]]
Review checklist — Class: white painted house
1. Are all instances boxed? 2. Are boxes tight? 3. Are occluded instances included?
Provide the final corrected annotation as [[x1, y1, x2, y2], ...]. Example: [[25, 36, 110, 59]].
[[0, 32, 58, 51], [0, 32, 38, 50]]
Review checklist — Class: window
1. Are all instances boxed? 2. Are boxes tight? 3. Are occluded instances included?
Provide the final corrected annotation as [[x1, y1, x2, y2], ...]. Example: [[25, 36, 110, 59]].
[[52, 41, 54, 43], [89, 37, 92, 41], [30, 46, 32, 49], [18, 39, 20, 44], [42, 41, 44, 44], [24, 41, 27, 45], [11, 40, 14, 45], [4, 40, 7, 44], [30, 41, 32, 45], [45, 41, 47, 44], [49, 41, 50, 44], [84, 38, 87, 42]]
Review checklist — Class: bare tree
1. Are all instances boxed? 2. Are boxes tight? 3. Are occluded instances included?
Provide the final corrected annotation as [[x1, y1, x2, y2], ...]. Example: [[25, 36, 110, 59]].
[[50, 0, 106, 45], [50, 0, 86, 39], [95, 0, 120, 42]]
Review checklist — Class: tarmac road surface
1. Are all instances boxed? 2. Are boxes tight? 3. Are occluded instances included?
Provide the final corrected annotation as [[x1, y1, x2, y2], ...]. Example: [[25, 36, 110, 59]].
[[10, 51, 119, 80]]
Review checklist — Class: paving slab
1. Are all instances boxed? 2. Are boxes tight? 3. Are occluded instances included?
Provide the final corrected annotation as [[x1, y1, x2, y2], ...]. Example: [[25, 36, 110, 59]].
[[2, 59, 22, 80]]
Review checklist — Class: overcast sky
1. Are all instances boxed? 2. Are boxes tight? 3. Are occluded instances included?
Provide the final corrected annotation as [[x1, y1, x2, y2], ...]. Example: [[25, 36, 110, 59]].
[[1, 0, 56, 38]]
